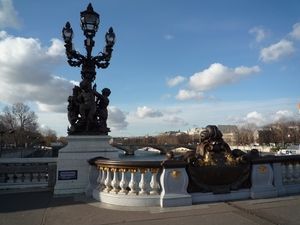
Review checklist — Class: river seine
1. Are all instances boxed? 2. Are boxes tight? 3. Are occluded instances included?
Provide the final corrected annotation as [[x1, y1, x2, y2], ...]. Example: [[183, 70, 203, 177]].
[[118, 150, 168, 161]]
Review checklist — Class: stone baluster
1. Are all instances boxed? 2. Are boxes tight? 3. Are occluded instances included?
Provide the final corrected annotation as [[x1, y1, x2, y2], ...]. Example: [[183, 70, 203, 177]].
[[104, 168, 112, 192], [149, 168, 159, 195], [41, 172, 48, 182], [37, 172, 42, 182], [21, 173, 26, 182], [292, 162, 300, 183], [128, 168, 137, 194], [119, 168, 128, 194], [111, 168, 120, 193], [16, 172, 25, 183], [96, 167, 103, 190], [284, 162, 293, 183], [13, 173, 18, 182], [24, 172, 31, 183], [281, 162, 287, 184], [6, 173, 14, 183], [99, 167, 106, 190], [139, 168, 148, 195], [31, 172, 39, 182]]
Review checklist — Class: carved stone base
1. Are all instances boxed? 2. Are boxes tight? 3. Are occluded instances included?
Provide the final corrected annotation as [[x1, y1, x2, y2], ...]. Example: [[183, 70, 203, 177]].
[[54, 135, 119, 195]]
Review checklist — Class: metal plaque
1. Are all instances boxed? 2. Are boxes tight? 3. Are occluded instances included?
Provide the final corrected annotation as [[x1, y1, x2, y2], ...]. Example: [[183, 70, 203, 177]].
[[58, 170, 78, 180]]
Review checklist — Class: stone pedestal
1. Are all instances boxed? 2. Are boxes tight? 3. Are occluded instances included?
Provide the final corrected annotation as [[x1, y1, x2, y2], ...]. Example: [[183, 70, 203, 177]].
[[54, 135, 119, 195], [160, 160, 192, 207], [251, 164, 278, 199]]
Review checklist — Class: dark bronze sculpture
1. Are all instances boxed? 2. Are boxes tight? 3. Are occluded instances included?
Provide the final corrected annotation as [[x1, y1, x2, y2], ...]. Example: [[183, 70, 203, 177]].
[[62, 4, 116, 135], [67, 83, 111, 135], [172, 125, 251, 194]]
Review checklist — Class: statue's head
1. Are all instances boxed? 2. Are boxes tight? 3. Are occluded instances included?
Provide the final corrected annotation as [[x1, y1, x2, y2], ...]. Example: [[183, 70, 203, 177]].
[[102, 88, 111, 96], [200, 125, 223, 142], [72, 85, 81, 95], [80, 79, 91, 91]]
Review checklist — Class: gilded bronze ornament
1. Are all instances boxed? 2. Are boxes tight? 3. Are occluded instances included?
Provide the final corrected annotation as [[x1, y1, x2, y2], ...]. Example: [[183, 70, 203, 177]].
[[180, 125, 252, 194], [171, 170, 180, 179]]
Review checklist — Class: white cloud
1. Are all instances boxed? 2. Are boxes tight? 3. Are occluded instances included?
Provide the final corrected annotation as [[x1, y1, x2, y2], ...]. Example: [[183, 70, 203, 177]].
[[175, 89, 206, 101], [160, 94, 171, 100], [0, 0, 22, 29], [166, 76, 186, 87], [270, 110, 295, 121], [163, 108, 182, 115], [163, 116, 188, 127], [289, 22, 300, 40], [188, 63, 260, 91], [164, 35, 174, 40], [226, 110, 296, 126], [0, 31, 71, 111], [249, 26, 269, 43], [108, 106, 128, 129], [37, 102, 67, 113], [280, 66, 287, 71], [135, 106, 163, 119], [259, 39, 296, 62], [46, 38, 65, 58]]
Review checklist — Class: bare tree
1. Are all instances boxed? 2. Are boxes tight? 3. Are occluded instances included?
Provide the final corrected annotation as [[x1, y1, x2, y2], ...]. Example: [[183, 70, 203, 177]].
[[40, 128, 57, 147], [0, 103, 39, 147], [273, 117, 289, 147]]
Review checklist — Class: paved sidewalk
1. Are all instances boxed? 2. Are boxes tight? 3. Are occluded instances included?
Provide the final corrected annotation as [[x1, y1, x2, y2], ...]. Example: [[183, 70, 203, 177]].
[[1, 189, 300, 225]]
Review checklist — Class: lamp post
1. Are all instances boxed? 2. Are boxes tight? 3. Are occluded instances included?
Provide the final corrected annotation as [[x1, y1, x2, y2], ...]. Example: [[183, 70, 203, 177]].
[[0, 128, 14, 158], [0, 128, 6, 158], [62, 3, 116, 135]]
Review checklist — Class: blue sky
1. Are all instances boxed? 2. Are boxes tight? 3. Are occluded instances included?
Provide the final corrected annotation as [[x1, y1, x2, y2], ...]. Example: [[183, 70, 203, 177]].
[[0, 0, 300, 137]]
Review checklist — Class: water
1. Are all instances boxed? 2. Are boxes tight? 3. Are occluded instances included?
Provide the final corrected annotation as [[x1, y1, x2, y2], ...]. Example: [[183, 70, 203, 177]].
[[118, 150, 167, 161]]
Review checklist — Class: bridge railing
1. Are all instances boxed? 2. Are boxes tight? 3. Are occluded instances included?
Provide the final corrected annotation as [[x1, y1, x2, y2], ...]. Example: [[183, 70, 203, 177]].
[[0, 158, 57, 190], [86, 159, 170, 206], [87, 154, 300, 207], [251, 155, 300, 197], [93, 160, 161, 194]]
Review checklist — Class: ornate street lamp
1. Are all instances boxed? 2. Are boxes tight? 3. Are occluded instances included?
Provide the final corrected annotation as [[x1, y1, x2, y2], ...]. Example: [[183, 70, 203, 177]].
[[0, 127, 15, 158], [0, 129, 6, 158], [62, 3, 116, 135]]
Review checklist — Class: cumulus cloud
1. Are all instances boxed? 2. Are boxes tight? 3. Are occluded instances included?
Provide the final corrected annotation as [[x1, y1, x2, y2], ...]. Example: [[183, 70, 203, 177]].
[[164, 35, 174, 40], [0, 31, 72, 112], [160, 94, 171, 100], [270, 110, 295, 121], [166, 76, 186, 87], [249, 26, 269, 43], [259, 39, 296, 62], [163, 108, 182, 115], [175, 89, 206, 101], [0, 0, 22, 29], [108, 106, 128, 129], [163, 116, 188, 127], [135, 106, 163, 119], [187, 63, 260, 91], [227, 110, 296, 126], [289, 22, 300, 40]]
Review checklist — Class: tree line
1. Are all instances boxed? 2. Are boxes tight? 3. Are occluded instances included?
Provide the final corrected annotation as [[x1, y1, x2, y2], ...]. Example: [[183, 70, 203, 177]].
[[2, 102, 298, 149], [0, 102, 66, 148], [120, 119, 300, 148]]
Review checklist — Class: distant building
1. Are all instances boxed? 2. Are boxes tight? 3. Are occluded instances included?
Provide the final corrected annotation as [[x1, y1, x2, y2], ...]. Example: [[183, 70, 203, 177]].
[[158, 130, 183, 136], [185, 127, 205, 144], [218, 125, 238, 145]]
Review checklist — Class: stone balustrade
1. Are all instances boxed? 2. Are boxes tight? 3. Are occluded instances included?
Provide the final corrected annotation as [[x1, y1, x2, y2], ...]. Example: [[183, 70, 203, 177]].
[[86, 159, 168, 206], [87, 155, 300, 207], [253, 155, 300, 197], [1, 154, 300, 208], [0, 158, 57, 190]]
